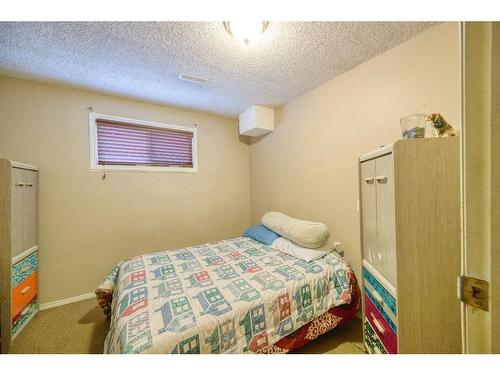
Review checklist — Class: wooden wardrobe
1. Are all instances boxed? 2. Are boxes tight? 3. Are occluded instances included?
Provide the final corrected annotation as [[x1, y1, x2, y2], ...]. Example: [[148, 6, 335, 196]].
[[0, 160, 39, 353], [359, 137, 461, 354]]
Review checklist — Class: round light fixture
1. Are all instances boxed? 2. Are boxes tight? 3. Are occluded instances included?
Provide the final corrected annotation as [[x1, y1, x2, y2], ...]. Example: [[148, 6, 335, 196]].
[[223, 21, 269, 45]]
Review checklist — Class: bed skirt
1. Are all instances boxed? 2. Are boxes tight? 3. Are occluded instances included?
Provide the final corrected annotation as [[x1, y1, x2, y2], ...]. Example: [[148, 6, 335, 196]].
[[258, 270, 360, 353]]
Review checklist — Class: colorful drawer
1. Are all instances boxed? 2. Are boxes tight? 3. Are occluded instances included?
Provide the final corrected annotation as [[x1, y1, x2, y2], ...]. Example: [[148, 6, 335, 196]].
[[12, 300, 38, 337], [364, 295, 397, 353], [12, 251, 38, 287], [11, 250, 39, 338], [12, 271, 37, 318], [363, 268, 397, 332], [363, 319, 387, 354], [362, 260, 398, 354]]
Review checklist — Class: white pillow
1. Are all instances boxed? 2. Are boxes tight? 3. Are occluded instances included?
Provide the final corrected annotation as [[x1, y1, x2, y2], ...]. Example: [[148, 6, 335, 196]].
[[270, 237, 340, 262], [261, 211, 330, 249]]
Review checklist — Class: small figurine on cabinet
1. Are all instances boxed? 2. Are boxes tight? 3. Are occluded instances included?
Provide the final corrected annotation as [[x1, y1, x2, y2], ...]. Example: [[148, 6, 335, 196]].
[[426, 113, 457, 137]]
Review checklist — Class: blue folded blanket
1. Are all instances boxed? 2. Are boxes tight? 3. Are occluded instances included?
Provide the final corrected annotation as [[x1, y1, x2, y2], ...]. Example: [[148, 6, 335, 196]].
[[242, 224, 280, 245]]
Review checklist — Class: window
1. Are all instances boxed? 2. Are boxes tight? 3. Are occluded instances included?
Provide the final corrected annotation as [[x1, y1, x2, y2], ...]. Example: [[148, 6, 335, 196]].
[[89, 112, 197, 172]]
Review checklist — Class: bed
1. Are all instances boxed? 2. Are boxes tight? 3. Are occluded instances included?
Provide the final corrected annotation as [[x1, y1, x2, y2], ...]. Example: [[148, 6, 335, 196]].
[[96, 236, 360, 354]]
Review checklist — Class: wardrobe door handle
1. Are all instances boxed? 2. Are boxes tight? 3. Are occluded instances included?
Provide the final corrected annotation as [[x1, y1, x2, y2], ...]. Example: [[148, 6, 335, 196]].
[[26, 183, 34, 187], [364, 177, 375, 184], [375, 176, 387, 183], [16, 182, 26, 187], [20, 264, 31, 274]]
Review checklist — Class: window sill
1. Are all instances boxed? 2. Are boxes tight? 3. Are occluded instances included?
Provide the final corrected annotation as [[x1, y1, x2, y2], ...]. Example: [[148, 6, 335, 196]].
[[90, 165, 198, 173]]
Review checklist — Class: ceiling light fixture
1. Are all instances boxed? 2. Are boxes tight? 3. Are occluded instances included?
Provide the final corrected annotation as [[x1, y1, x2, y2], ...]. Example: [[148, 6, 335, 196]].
[[223, 21, 269, 45]]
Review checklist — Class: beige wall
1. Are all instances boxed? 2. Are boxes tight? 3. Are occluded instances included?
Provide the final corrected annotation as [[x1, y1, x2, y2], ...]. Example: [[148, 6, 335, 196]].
[[0, 22, 462, 306], [249, 22, 462, 279], [0, 76, 250, 304]]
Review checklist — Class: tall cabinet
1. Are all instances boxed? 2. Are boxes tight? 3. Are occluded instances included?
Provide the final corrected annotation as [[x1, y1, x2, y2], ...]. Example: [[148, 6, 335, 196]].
[[359, 137, 461, 354], [0, 160, 39, 353]]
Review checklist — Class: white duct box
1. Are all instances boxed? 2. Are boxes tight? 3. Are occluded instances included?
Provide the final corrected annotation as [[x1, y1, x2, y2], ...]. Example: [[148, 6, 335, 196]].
[[238, 105, 274, 137]]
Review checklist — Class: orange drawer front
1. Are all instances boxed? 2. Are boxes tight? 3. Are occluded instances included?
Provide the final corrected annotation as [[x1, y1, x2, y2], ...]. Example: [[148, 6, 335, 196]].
[[12, 271, 37, 319]]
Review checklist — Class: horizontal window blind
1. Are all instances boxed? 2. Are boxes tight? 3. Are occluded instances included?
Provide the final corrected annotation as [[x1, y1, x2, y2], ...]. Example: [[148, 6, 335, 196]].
[[96, 119, 194, 167]]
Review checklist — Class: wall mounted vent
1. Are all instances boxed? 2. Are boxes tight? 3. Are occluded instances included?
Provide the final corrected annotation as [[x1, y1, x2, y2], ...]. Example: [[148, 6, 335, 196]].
[[179, 74, 208, 85]]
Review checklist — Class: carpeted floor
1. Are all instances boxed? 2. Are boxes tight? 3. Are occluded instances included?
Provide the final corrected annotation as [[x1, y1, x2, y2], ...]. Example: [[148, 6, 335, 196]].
[[9, 299, 366, 354]]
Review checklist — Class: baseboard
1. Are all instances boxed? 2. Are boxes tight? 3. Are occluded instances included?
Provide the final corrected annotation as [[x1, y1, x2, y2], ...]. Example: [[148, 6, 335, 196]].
[[39, 292, 95, 311]]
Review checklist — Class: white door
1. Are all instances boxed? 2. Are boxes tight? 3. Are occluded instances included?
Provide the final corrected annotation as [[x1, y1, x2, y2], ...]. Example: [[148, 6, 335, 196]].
[[10, 168, 25, 257], [360, 159, 378, 270], [374, 154, 397, 287], [22, 169, 38, 251], [462, 21, 499, 353], [492, 21, 500, 356]]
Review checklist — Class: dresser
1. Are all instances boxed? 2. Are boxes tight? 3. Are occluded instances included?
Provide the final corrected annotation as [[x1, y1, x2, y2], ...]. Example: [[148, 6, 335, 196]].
[[359, 137, 461, 354], [0, 160, 39, 353]]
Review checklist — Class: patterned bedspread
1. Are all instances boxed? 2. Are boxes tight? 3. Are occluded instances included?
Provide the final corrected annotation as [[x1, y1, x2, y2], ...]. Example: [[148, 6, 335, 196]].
[[96, 237, 357, 354]]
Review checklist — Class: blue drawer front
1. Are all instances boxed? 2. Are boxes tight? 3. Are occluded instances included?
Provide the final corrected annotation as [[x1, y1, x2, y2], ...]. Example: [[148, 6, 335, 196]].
[[363, 266, 397, 315], [12, 251, 38, 288]]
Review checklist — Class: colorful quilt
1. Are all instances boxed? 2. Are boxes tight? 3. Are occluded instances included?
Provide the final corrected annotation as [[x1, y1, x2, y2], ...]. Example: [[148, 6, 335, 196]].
[[266, 273, 360, 353], [96, 237, 357, 354]]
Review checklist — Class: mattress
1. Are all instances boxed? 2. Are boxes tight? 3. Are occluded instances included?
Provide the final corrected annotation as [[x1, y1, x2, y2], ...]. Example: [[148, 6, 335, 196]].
[[96, 237, 358, 354]]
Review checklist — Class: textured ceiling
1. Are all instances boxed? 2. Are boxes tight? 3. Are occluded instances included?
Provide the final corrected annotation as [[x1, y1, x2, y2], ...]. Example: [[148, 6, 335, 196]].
[[0, 22, 439, 118]]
